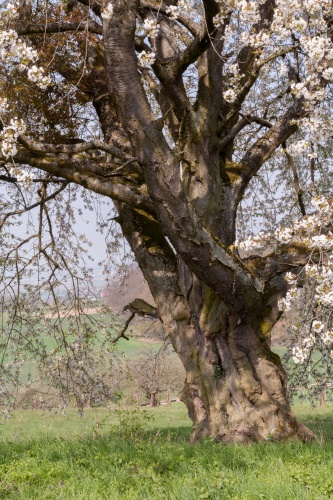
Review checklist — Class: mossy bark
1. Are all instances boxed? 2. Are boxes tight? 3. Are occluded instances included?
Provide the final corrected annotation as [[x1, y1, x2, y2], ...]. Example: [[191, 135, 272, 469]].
[[119, 205, 314, 443], [179, 310, 313, 443]]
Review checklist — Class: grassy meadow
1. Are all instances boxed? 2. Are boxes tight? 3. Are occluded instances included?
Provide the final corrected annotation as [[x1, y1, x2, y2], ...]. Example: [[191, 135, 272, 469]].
[[2, 312, 332, 499], [1, 403, 333, 499]]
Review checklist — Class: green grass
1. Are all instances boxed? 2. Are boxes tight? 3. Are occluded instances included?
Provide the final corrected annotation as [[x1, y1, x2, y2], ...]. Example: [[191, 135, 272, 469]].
[[1, 328, 331, 499], [116, 336, 162, 358], [1, 403, 333, 499]]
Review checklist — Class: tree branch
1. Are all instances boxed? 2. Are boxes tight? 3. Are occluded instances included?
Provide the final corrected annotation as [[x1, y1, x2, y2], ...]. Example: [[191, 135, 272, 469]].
[[235, 98, 308, 203], [245, 243, 312, 282], [202, 0, 221, 34], [4, 152, 155, 215], [18, 135, 127, 160], [235, 0, 276, 87], [124, 298, 158, 317], [283, 143, 306, 216], [102, 2, 265, 308], [0, 182, 68, 231], [140, 0, 201, 38], [17, 20, 103, 36], [219, 115, 272, 151], [223, 47, 294, 128], [169, 29, 210, 74], [75, 0, 102, 17], [111, 314, 132, 343], [152, 16, 193, 121]]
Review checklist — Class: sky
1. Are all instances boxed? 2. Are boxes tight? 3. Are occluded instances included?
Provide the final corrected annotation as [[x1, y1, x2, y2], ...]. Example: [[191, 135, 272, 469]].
[[0, 181, 128, 294]]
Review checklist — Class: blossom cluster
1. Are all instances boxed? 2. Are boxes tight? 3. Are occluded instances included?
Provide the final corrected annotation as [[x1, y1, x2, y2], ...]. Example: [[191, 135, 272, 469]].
[[1, 117, 26, 158], [236, 194, 333, 366], [5, 1, 19, 18], [213, 0, 333, 138], [0, 29, 51, 89], [310, 234, 333, 251], [292, 345, 308, 364], [0, 29, 36, 64], [223, 88, 237, 103], [278, 287, 298, 313], [291, 320, 333, 364], [0, 97, 9, 114], [0, 104, 35, 185], [313, 266, 333, 308], [166, 5, 179, 20], [101, 3, 113, 21], [237, 196, 333, 255], [275, 227, 293, 244], [143, 18, 160, 39], [8, 165, 34, 185], [137, 50, 156, 67], [280, 261, 333, 310], [286, 140, 311, 158], [236, 231, 271, 253], [166, 1, 194, 21], [290, 77, 327, 107], [282, 261, 333, 364], [27, 65, 50, 90]]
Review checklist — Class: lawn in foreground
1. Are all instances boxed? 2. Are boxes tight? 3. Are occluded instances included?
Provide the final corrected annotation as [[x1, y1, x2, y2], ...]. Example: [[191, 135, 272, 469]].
[[1, 403, 333, 499]]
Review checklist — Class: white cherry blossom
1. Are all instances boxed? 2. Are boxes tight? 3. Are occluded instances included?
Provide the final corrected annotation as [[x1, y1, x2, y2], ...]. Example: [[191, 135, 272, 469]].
[[101, 4, 113, 21], [137, 50, 156, 67]]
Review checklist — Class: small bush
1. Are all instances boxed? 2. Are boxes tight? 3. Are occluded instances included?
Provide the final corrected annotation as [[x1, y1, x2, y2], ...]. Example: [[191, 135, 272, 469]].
[[111, 403, 154, 441]]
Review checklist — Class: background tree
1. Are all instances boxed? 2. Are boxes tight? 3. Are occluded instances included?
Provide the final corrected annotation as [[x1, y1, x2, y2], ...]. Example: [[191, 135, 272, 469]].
[[1, 0, 333, 442], [130, 346, 185, 406]]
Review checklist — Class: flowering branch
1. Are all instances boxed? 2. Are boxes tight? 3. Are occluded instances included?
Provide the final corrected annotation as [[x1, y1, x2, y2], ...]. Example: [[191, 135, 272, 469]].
[[140, 0, 201, 38], [0, 182, 68, 231], [236, 99, 308, 202]]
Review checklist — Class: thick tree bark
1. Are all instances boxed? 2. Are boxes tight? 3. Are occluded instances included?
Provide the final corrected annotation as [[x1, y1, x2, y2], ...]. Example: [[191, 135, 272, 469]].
[[173, 274, 313, 443], [179, 295, 313, 443], [118, 204, 314, 443], [149, 391, 158, 407], [91, 62, 314, 443]]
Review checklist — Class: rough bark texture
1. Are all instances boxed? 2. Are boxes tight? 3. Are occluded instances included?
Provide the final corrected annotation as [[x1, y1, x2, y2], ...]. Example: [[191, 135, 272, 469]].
[[117, 204, 313, 443]]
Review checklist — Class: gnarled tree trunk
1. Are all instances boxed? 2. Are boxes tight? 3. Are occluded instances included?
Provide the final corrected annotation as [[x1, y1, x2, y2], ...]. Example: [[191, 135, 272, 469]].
[[178, 293, 311, 443], [119, 204, 314, 443]]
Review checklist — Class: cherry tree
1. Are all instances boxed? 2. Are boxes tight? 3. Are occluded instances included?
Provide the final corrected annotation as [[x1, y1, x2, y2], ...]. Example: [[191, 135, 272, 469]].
[[1, 0, 333, 442]]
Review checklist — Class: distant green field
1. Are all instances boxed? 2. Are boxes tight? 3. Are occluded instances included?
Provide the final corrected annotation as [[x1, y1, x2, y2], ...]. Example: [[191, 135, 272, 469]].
[[2, 312, 161, 357], [1, 403, 333, 499], [2, 308, 287, 363], [116, 336, 163, 358]]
